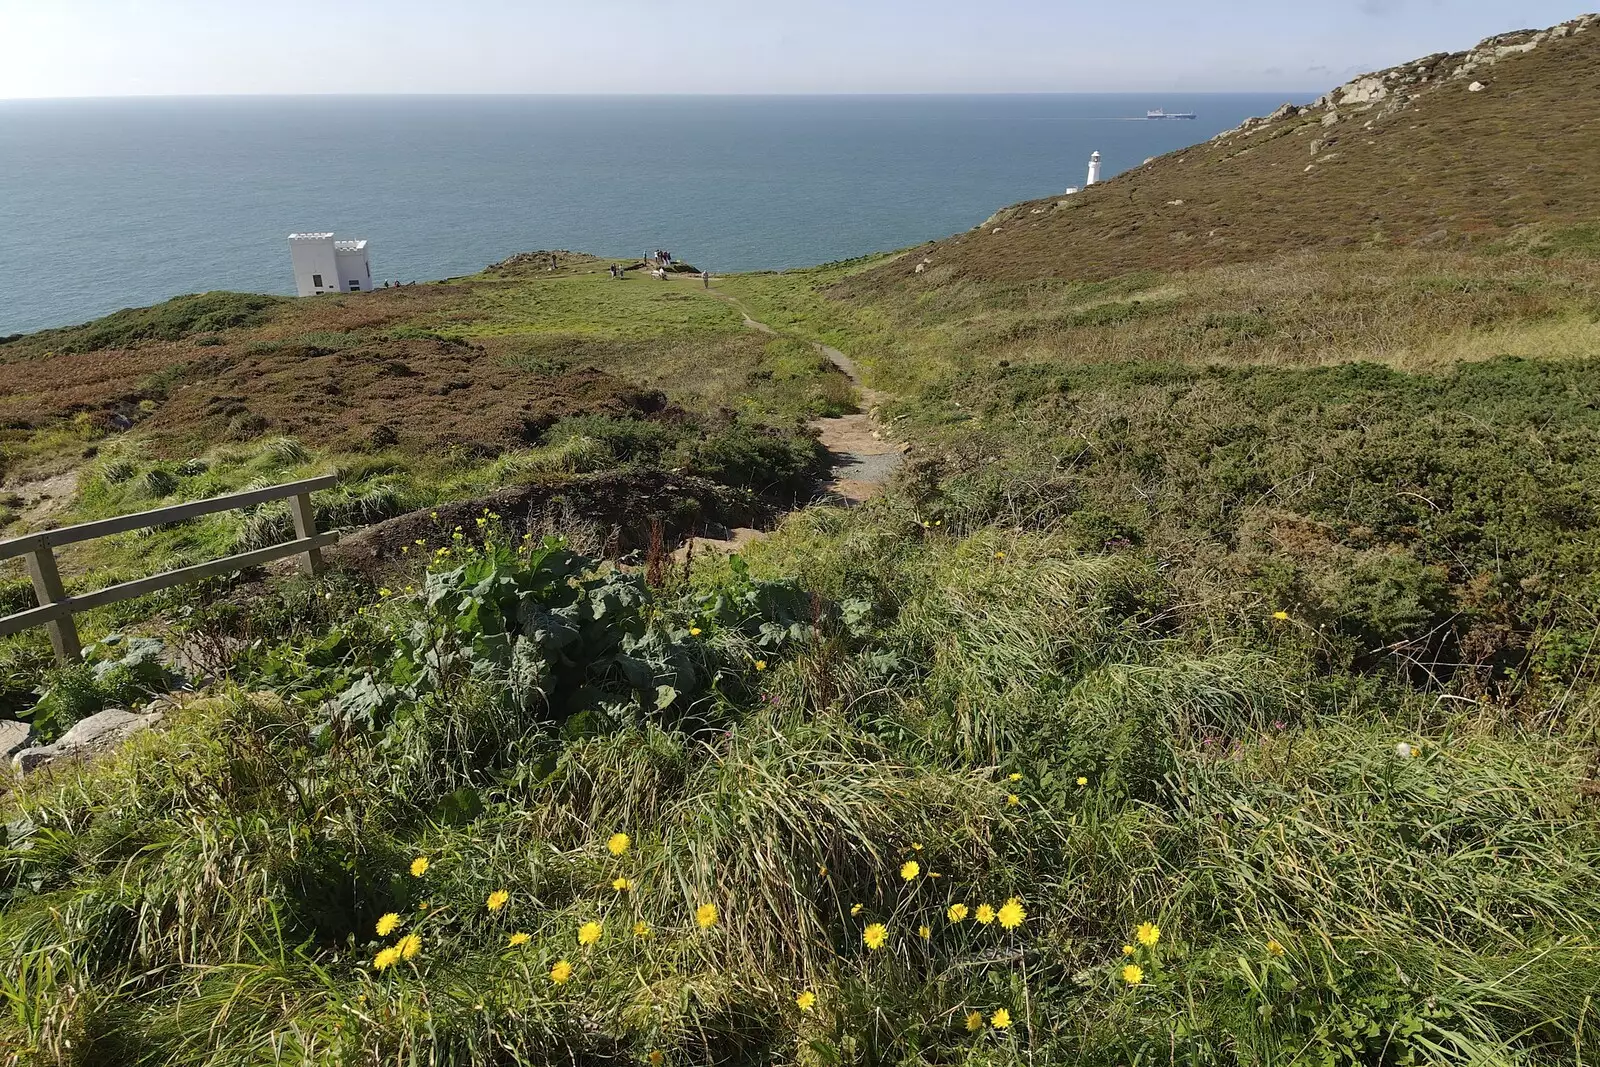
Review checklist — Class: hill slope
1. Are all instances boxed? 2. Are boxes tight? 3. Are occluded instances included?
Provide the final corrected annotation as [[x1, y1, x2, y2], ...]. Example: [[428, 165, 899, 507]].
[[865, 13, 1600, 286]]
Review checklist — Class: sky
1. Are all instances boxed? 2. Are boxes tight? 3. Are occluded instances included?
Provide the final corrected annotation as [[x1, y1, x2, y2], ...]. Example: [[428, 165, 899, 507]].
[[0, 1, 1588, 98]]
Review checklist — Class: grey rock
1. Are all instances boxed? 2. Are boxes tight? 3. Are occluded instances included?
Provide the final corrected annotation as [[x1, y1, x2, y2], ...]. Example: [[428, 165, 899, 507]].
[[1468, 81, 1486, 92], [13, 708, 163, 776], [0, 720, 29, 761]]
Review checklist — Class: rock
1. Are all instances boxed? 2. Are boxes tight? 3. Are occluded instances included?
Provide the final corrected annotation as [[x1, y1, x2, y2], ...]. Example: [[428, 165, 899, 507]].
[[1468, 81, 1486, 92], [0, 721, 29, 761], [1322, 110, 1341, 128], [1338, 76, 1389, 106], [13, 708, 163, 776]]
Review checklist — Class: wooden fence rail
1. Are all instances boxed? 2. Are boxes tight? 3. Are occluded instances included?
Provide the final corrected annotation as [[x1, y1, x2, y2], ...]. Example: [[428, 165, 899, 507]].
[[0, 474, 338, 664]]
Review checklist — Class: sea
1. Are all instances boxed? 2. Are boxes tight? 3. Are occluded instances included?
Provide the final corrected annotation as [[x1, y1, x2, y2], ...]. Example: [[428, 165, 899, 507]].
[[0, 94, 1299, 335]]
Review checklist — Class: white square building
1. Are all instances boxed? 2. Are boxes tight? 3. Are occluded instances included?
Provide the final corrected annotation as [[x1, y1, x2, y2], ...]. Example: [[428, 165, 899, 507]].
[[287, 233, 374, 296]]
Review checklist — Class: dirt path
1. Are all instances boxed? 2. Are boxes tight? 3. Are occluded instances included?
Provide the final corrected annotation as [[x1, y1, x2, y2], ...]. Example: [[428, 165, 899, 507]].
[[673, 281, 906, 559]]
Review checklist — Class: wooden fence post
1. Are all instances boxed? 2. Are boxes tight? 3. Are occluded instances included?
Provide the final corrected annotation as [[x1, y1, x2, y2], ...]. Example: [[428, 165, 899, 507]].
[[24, 546, 81, 665], [287, 493, 325, 577]]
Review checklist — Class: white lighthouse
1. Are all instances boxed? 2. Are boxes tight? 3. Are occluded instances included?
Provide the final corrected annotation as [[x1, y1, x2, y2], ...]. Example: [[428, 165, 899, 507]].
[[1086, 151, 1103, 187], [287, 233, 374, 297]]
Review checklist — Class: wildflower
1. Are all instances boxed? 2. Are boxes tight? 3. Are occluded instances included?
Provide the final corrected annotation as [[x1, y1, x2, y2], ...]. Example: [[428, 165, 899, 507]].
[[1136, 922, 1160, 947], [1076, 776, 1088, 786], [997, 897, 1026, 930], [607, 832, 631, 856], [1395, 742, 1418, 759], [378, 587, 392, 598], [1121, 944, 1134, 956], [613, 877, 632, 892], [1266, 938, 1285, 957], [1008, 772, 1022, 782], [430, 511, 438, 520], [1272, 610, 1289, 621], [410, 856, 429, 878], [966, 1011, 984, 1032], [1122, 963, 1144, 985], [911, 842, 923, 851], [695, 903, 718, 929], [1006, 794, 1020, 807], [578, 921, 603, 946], [414, 538, 425, 546], [755, 660, 768, 671], [550, 959, 572, 984], [373, 946, 400, 971], [796, 990, 816, 1011], [648, 1052, 665, 1067], [376, 912, 401, 937], [900, 859, 920, 880], [486, 889, 509, 912], [863, 923, 888, 950], [991, 1008, 1012, 1030], [851, 903, 864, 917], [633, 920, 653, 939], [995, 551, 1006, 559], [396, 933, 421, 961], [509, 932, 530, 947], [919, 924, 932, 939], [818, 865, 828, 878], [689, 627, 702, 636], [975, 904, 995, 925], [948, 903, 969, 922]]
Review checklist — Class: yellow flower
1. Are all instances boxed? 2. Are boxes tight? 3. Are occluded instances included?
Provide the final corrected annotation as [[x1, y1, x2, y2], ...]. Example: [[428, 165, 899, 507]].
[[1121, 944, 1135, 956], [578, 920, 603, 946], [550, 959, 572, 984], [1122, 963, 1145, 985], [375, 912, 401, 937], [918, 924, 932, 939], [1136, 922, 1160, 947], [796, 990, 816, 1011], [1008, 772, 1022, 782], [648, 1052, 664, 1067], [633, 920, 653, 939], [607, 832, 631, 856], [689, 627, 702, 636], [486, 889, 509, 912], [1273, 610, 1289, 621], [863, 923, 888, 950], [911, 842, 923, 851], [947, 903, 969, 922], [1267, 938, 1285, 957], [995, 551, 1006, 559], [1006, 794, 1020, 807], [850, 903, 864, 916], [966, 1010, 984, 1032], [696, 903, 719, 929], [900, 859, 920, 880], [755, 660, 768, 671], [410, 856, 429, 878], [976, 904, 996, 925], [997, 897, 1026, 930], [613, 877, 632, 892], [508, 932, 530, 947], [1076, 776, 1088, 786], [378, 587, 392, 597], [372, 946, 401, 971], [991, 1008, 1012, 1030], [396, 933, 421, 961]]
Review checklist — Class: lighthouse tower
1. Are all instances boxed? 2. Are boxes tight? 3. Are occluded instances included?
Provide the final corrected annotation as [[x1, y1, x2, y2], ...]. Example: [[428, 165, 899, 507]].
[[1086, 151, 1103, 187]]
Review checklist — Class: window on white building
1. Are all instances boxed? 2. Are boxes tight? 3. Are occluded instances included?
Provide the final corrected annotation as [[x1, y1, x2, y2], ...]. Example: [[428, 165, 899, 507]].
[[349, 281, 360, 291], [312, 274, 323, 288]]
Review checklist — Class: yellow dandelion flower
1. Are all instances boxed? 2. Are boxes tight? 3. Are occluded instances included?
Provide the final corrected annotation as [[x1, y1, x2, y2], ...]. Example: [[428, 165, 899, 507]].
[[486, 889, 509, 912], [1122, 944, 1135, 956], [911, 842, 923, 851], [550, 959, 572, 984], [696, 903, 719, 929], [410, 856, 429, 878], [1267, 938, 1285, 957], [1122, 963, 1144, 985], [577, 921, 603, 946], [396, 933, 421, 961], [796, 990, 816, 1011], [648, 1052, 665, 1067], [863, 923, 888, 950], [375, 912, 401, 937], [689, 627, 702, 636], [948, 903, 969, 922], [755, 660, 768, 671], [995, 551, 1006, 559], [1006, 794, 1020, 807], [900, 859, 920, 880], [508, 931, 530, 947], [966, 1010, 984, 1032], [976, 904, 996, 925], [372, 946, 401, 971], [918, 924, 932, 939], [1008, 772, 1022, 782], [613, 877, 632, 892], [1273, 610, 1289, 621], [1136, 922, 1160, 947], [997, 897, 1026, 930], [378, 587, 392, 598], [633, 920, 653, 939], [1077, 776, 1088, 786], [607, 832, 630, 856], [991, 1008, 1012, 1030], [850, 903, 864, 917]]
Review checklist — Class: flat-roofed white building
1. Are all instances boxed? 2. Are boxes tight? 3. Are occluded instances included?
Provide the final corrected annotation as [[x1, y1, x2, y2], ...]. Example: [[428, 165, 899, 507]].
[[287, 233, 373, 296]]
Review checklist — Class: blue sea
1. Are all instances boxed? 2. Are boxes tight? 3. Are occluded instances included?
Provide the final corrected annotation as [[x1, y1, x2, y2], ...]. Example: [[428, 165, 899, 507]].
[[0, 94, 1298, 335]]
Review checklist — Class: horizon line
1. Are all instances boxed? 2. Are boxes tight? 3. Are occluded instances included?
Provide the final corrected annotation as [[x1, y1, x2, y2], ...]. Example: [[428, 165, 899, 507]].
[[0, 88, 1323, 104]]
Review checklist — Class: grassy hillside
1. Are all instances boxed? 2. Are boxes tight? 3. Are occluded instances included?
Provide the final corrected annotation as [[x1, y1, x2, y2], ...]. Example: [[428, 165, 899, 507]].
[[5, 15, 1600, 1067]]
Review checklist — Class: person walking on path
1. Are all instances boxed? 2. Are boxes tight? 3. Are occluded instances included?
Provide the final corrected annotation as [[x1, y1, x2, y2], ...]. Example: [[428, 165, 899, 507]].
[[701, 269, 710, 288]]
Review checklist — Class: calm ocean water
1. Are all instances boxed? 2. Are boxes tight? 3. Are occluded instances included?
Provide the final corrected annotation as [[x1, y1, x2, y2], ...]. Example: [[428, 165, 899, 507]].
[[0, 94, 1296, 334]]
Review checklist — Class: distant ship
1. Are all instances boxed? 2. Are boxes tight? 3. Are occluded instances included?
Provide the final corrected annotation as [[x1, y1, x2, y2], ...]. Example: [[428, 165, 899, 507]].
[[1146, 108, 1198, 120]]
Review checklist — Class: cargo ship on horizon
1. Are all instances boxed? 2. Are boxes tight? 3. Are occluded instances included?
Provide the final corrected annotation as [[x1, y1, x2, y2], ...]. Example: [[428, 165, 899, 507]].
[[1146, 108, 1198, 119]]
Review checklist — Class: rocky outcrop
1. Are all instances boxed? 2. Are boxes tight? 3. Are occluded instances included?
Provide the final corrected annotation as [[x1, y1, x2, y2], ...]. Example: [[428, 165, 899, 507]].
[[0, 721, 30, 762], [11, 709, 163, 776]]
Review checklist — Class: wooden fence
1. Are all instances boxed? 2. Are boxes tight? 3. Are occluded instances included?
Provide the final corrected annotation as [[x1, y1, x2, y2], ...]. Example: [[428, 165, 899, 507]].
[[0, 474, 338, 664]]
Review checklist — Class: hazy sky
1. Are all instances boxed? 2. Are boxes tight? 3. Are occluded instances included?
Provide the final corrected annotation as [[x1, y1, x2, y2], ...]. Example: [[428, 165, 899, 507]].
[[0, 1, 1586, 98]]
